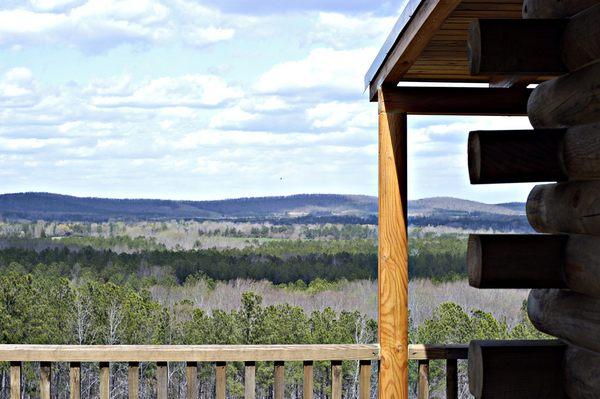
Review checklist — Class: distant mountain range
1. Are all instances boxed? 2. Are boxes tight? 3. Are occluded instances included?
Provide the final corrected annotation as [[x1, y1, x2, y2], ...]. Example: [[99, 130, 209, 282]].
[[0, 192, 530, 231]]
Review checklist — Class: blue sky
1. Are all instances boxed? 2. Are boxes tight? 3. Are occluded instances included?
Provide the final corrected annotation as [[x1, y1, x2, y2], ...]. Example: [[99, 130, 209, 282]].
[[0, 0, 535, 203]]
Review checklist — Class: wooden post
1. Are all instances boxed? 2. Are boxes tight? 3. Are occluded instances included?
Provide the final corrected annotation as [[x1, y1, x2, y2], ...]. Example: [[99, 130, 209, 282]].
[[244, 361, 255, 399], [303, 361, 313, 399], [215, 362, 226, 399], [274, 361, 284, 399], [446, 359, 458, 399], [417, 360, 429, 399], [40, 362, 51, 399], [359, 360, 371, 399], [10, 362, 20, 399], [185, 362, 197, 399], [128, 362, 139, 399], [331, 361, 342, 399], [69, 362, 81, 399], [378, 87, 409, 399], [99, 362, 109, 399], [157, 362, 168, 399]]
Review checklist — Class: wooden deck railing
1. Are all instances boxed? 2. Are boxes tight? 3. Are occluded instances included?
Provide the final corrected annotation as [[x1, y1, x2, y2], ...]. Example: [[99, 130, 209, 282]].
[[0, 343, 468, 399]]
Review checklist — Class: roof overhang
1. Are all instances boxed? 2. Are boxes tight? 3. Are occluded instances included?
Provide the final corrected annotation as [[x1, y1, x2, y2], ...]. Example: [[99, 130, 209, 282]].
[[365, 0, 546, 101]]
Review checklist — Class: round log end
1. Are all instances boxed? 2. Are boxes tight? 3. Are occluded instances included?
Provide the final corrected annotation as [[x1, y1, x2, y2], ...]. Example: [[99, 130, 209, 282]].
[[523, 0, 598, 18], [468, 341, 484, 398], [468, 21, 482, 75], [526, 184, 549, 232], [467, 131, 482, 184], [467, 235, 483, 287]]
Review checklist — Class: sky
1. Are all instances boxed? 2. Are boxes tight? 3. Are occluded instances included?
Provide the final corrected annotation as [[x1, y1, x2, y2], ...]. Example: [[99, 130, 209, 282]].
[[0, 0, 536, 203]]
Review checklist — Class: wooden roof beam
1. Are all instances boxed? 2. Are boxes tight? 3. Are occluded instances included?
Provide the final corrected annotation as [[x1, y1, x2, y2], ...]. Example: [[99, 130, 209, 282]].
[[366, 0, 462, 101], [378, 86, 532, 115]]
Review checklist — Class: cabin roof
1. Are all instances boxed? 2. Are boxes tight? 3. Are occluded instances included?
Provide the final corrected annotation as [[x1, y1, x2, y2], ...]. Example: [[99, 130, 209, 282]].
[[365, 0, 547, 100]]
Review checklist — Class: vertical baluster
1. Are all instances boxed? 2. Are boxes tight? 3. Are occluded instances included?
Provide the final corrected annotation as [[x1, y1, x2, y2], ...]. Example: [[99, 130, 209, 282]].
[[186, 362, 197, 399], [70, 362, 81, 399], [215, 362, 226, 399], [359, 360, 371, 399], [10, 362, 20, 399], [331, 360, 342, 399], [99, 362, 109, 399], [244, 361, 255, 399], [273, 361, 284, 399], [303, 361, 313, 399], [128, 362, 139, 399], [157, 362, 167, 399], [40, 362, 51, 399], [418, 360, 429, 399], [446, 359, 458, 399]]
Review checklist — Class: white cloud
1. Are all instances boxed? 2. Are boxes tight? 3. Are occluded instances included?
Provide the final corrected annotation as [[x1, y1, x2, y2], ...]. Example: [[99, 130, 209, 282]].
[[0, 0, 236, 51], [308, 12, 395, 49]]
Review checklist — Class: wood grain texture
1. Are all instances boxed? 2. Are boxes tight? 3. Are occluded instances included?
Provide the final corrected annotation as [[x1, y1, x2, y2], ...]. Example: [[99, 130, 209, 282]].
[[467, 234, 568, 289], [185, 362, 197, 399], [359, 360, 371, 399], [40, 362, 51, 399], [369, 0, 462, 100], [468, 19, 567, 75], [69, 362, 80, 399], [418, 360, 430, 399], [331, 360, 342, 399], [528, 289, 600, 353], [128, 362, 139, 399], [0, 344, 379, 362], [564, 345, 600, 398], [408, 344, 469, 360], [216, 362, 226, 399], [468, 340, 566, 399], [10, 362, 20, 399], [378, 88, 409, 399], [378, 86, 531, 115], [273, 361, 284, 399], [446, 359, 458, 399], [468, 129, 566, 184], [523, 0, 599, 18], [303, 361, 313, 399], [156, 362, 167, 399], [99, 362, 109, 399], [563, 4, 600, 70], [528, 61, 600, 128], [244, 361, 255, 399]]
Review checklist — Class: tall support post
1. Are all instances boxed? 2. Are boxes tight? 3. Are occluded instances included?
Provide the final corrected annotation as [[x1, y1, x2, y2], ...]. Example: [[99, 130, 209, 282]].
[[378, 87, 409, 399]]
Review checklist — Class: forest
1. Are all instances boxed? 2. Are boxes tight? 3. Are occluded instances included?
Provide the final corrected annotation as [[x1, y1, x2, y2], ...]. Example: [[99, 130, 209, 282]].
[[0, 217, 537, 398]]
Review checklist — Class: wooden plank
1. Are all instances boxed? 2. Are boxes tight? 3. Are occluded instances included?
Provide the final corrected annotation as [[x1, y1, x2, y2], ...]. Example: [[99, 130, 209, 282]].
[[446, 359, 458, 399], [303, 361, 313, 399], [562, 4, 600, 70], [215, 362, 226, 399], [157, 362, 167, 399], [244, 361, 255, 399], [10, 362, 20, 399], [0, 344, 379, 362], [70, 362, 81, 399], [331, 360, 342, 399], [99, 362, 109, 399], [368, 0, 463, 100], [378, 87, 531, 115], [378, 88, 409, 399], [418, 360, 430, 399], [40, 362, 51, 399], [274, 361, 284, 399], [128, 362, 139, 399], [468, 340, 566, 399], [186, 362, 197, 399], [408, 344, 469, 360], [359, 360, 371, 399]]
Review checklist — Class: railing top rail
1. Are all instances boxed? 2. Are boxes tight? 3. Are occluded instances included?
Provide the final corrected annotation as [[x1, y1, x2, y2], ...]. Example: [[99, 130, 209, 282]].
[[0, 344, 469, 362], [409, 344, 469, 360], [0, 344, 380, 362]]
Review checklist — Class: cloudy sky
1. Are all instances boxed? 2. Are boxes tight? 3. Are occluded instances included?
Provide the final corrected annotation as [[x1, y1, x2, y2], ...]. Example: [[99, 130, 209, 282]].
[[0, 0, 534, 203]]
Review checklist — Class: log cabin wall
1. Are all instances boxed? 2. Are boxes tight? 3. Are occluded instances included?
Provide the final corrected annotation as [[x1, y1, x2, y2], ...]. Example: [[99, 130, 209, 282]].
[[465, 0, 600, 397]]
